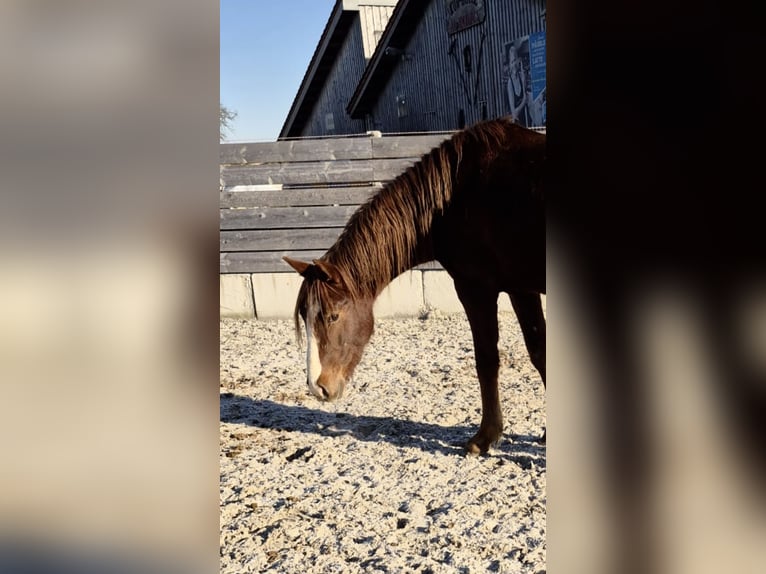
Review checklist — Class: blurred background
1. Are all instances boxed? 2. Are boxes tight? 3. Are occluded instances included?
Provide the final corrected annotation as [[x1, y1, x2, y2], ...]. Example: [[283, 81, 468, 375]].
[[0, 1, 219, 572], [547, 1, 766, 572]]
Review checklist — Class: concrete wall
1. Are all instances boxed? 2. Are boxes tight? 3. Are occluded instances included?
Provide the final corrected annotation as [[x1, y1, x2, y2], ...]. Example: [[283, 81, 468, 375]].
[[220, 270, 517, 320]]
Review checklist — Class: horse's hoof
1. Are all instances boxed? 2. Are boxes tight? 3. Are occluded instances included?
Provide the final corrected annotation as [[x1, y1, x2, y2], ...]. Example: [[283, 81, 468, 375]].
[[465, 432, 500, 455], [465, 441, 484, 456]]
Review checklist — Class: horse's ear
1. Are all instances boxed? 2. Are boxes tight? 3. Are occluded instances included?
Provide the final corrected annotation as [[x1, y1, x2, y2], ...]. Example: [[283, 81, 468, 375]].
[[283, 256, 312, 276], [312, 259, 341, 285]]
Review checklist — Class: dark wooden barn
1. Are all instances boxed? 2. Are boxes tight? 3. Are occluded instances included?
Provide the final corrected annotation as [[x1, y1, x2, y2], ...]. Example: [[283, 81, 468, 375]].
[[280, 0, 546, 138]]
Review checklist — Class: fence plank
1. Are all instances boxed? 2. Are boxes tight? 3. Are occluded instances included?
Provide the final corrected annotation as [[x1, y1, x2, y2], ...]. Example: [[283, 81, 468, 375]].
[[220, 133, 456, 165], [221, 250, 328, 274], [220, 205, 358, 230], [221, 228, 341, 252], [220, 251, 444, 274], [371, 133, 452, 158], [220, 137, 374, 165], [371, 158, 419, 181], [221, 160, 371, 187], [220, 157, 419, 188], [220, 186, 377, 208]]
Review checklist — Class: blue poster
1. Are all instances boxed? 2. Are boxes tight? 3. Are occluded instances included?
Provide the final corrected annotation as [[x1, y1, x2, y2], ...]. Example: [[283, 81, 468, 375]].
[[503, 32, 546, 127], [528, 31, 546, 126], [529, 32, 546, 102]]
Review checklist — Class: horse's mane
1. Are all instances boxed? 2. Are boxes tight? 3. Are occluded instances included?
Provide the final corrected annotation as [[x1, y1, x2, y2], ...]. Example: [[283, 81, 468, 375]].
[[294, 118, 542, 335]]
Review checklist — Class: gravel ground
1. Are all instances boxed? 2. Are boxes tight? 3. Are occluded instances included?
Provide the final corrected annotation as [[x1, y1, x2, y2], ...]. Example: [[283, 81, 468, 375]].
[[220, 311, 546, 573]]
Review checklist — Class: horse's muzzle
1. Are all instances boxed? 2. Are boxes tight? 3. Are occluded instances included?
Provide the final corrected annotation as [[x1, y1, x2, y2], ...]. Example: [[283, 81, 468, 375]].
[[310, 375, 346, 401]]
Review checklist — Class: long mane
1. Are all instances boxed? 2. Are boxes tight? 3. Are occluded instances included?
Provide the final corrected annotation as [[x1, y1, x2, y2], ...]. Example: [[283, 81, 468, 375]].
[[324, 117, 533, 298], [294, 118, 542, 337]]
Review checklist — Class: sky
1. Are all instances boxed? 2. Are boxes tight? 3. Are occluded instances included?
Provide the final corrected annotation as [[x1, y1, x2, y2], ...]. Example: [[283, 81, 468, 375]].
[[220, 0, 337, 142]]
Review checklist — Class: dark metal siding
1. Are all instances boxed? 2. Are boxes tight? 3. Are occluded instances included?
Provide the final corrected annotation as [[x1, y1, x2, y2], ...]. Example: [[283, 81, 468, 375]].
[[296, 0, 545, 136], [299, 6, 396, 137], [302, 16, 369, 137], [367, 0, 546, 133]]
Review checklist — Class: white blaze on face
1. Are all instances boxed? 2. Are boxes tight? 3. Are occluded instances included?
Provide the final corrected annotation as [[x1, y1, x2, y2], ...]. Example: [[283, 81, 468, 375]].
[[305, 309, 322, 397]]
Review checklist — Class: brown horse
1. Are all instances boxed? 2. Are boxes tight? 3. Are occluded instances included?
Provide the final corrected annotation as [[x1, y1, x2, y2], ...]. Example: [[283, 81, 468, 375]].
[[284, 117, 545, 454]]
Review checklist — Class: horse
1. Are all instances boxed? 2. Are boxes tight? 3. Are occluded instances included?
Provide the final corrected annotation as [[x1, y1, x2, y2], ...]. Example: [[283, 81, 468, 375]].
[[284, 117, 545, 454]]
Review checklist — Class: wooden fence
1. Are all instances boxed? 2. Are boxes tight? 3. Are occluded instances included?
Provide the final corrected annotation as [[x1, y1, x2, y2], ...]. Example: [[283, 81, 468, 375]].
[[219, 131, 455, 274]]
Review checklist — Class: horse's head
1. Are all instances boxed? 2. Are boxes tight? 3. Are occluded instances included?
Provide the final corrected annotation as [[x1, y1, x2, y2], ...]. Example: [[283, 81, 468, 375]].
[[284, 256, 374, 401]]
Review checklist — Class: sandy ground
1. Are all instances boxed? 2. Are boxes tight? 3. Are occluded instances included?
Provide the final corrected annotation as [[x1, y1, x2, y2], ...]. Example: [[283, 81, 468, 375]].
[[220, 311, 546, 573]]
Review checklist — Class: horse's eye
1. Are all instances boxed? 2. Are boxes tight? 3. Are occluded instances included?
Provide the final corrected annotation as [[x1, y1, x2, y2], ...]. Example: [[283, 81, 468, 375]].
[[328, 313, 339, 323]]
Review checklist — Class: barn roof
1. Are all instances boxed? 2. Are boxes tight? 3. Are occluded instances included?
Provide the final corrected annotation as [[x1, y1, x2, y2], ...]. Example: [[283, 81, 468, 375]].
[[346, 0, 428, 119]]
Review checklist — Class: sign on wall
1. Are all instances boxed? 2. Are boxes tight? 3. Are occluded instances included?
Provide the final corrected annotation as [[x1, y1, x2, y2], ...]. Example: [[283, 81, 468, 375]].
[[502, 31, 546, 128], [446, 0, 486, 35]]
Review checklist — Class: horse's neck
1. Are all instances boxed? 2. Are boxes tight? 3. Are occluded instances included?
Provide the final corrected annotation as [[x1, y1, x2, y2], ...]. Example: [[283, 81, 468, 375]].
[[328, 203, 437, 299], [355, 234, 435, 299], [374, 241, 435, 298]]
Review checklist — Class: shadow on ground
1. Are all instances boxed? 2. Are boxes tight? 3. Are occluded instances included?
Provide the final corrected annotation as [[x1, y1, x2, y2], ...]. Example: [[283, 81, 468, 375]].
[[221, 393, 545, 468]]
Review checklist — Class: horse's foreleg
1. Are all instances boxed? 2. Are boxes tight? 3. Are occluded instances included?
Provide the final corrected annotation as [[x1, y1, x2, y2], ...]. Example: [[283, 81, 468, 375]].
[[509, 292, 546, 442], [455, 282, 501, 454]]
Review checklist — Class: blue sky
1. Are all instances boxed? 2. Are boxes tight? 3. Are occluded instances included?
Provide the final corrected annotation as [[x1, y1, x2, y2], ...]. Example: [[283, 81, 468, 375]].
[[220, 0, 336, 142]]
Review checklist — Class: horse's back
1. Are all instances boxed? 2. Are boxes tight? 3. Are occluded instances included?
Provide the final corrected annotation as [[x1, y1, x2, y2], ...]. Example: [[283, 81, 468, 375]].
[[434, 123, 545, 294]]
